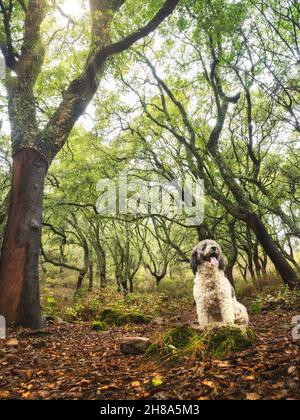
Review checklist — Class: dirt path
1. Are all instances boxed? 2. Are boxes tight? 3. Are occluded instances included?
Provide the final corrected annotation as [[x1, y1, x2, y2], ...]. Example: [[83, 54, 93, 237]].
[[0, 309, 299, 400]]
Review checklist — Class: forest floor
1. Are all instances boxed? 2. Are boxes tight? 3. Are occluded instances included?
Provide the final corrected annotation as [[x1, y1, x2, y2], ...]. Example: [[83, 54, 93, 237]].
[[0, 306, 300, 400]]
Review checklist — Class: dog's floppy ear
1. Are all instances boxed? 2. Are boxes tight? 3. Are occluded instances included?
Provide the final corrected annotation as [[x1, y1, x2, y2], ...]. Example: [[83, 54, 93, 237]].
[[191, 250, 199, 275], [218, 255, 226, 271]]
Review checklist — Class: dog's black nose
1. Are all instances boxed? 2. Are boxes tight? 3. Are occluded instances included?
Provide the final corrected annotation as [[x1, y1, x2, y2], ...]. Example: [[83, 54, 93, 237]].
[[211, 246, 217, 252]]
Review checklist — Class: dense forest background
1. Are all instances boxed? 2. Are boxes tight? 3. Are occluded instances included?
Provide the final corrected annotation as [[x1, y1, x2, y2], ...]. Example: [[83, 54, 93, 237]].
[[0, 0, 299, 401], [1, 0, 299, 300]]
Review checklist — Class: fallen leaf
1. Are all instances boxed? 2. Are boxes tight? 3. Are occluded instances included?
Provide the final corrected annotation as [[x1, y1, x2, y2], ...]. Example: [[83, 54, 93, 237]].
[[152, 377, 163, 387], [96, 383, 118, 395], [21, 392, 32, 399], [246, 393, 261, 400], [80, 379, 90, 387], [131, 381, 141, 388], [245, 376, 255, 382], [97, 385, 109, 392], [26, 370, 33, 381], [202, 380, 216, 389], [215, 361, 230, 368], [6, 339, 19, 348], [0, 391, 10, 399], [287, 366, 297, 375]]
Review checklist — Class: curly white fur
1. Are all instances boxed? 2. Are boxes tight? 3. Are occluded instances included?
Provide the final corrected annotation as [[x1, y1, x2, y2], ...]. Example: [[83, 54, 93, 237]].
[[191, 240, 249, 327], [194, 264, 249, 327]]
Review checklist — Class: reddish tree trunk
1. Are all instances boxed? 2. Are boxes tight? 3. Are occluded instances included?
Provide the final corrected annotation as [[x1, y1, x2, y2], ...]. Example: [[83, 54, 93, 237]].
[[0, 149, 47, 329], [246, 213, 299, 290]]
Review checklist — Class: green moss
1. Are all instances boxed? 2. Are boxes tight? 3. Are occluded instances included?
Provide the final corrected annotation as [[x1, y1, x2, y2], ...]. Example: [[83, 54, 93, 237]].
[[182, 334, 207, 359], [99, 308, 151, 326], [147, 324, 257, 362], [145, 342, 161, 355], [127, 312, 151, 325], [92, 321, 107, 332], [250, 300, 263, 315], [163, 325, 196, 348], [207, 326, 256, 358], [145, 325, 205, 360]]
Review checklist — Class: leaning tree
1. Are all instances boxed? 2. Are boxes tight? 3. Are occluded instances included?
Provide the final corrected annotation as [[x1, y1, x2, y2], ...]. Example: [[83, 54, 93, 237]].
[[113, 0, 300, 289], [0, 0, 180, 328]]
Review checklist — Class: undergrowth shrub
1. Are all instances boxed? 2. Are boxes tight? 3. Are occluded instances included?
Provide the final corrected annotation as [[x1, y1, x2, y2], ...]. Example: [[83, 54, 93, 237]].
[[236, 272, 284, 300], [60, 283, 165, 322], [248, 287, 300, 315], [41, 295, 59, 319], [92, 321, 107, 332], [99, 308, 151, 326]]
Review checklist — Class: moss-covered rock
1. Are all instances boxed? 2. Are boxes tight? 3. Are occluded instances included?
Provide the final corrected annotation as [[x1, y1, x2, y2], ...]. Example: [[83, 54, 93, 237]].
[[206, 326, 256, 358], [147, 324, 256, 362], [99, 309, 151, 326], [127, 312, 151, 325], [162, 325, 196, 348]]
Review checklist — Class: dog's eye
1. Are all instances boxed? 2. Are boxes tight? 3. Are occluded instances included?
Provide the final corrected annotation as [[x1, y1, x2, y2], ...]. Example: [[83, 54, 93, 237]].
[[202, 245, 206, 251]]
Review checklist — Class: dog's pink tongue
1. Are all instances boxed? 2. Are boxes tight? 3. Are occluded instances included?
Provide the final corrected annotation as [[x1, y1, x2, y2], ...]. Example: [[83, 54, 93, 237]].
[[210, 257, 219, 267]]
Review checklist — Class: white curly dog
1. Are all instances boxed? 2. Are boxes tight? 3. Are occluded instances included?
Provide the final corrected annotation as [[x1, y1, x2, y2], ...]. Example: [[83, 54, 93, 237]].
[[191, 240, 249, 327]]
